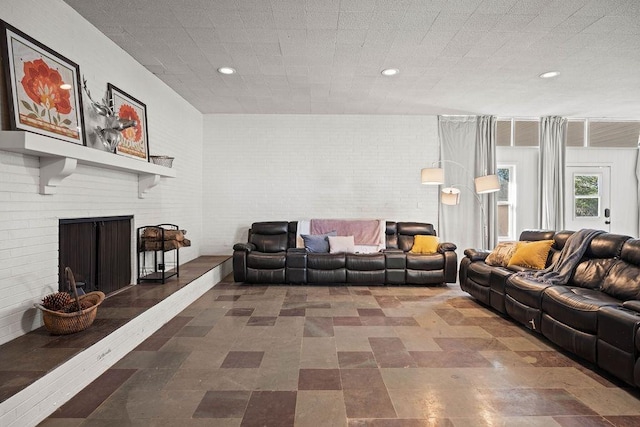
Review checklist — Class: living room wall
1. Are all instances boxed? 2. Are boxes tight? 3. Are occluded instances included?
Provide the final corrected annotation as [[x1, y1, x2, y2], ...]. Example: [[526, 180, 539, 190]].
[[201, 114, 441, 254], [0, 0, 203, 344]]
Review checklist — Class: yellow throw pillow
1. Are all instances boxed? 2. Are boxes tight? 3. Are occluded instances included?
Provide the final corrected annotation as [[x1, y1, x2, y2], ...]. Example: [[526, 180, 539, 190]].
[[507, 240, 554, 270], [410, 235, 439, 254], [485, 241, 518, 267]]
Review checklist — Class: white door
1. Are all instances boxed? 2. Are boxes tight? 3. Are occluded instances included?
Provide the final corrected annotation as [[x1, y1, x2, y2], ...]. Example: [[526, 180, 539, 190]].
[[565, 165, 611, 232]]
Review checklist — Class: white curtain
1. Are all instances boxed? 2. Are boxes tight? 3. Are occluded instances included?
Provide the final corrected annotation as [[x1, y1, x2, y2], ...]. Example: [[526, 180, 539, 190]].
[[539, 116, 567, 230], [476, 116, 498, 248], [438, 115, 497, 254], [636, 147, 640, 235]]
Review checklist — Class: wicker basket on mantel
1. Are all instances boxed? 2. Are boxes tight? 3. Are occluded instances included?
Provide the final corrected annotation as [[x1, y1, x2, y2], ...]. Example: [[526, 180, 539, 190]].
[[150, 155, 174, 168], [35, 267, 105, 335]]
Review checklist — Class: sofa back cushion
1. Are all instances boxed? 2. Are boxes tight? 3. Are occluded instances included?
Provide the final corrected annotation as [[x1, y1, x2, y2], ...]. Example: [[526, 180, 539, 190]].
[[568, 233, 631, 290], [518, 230, 555, 242], [249, 222, 290, 252], [571, 258, 618, 289], [396, 222, 436, 252], [600, 239, 640, 301], [548, 231, 573, 265], [385, 221, 398, 249], [584, 233, 630, 259]]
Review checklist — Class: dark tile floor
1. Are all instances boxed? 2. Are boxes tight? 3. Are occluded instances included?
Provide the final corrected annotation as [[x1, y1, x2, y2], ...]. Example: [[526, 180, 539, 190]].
[[29, 273, 640, 426]]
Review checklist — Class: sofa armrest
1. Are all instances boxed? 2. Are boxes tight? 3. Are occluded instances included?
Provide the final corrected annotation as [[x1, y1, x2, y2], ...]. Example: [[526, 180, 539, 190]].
[[233, 243, 255, 282], [464, 248, 491, 262], [622, 300, 640, 313], [443, 250, 458, 283], [438, 242, 457, 253], [233, 242, 256, 252]]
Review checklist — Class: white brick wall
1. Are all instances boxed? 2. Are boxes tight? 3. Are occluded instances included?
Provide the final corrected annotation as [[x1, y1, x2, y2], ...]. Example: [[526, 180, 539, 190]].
[[201, 114, 440, 254], [0, 0, 203, 344]]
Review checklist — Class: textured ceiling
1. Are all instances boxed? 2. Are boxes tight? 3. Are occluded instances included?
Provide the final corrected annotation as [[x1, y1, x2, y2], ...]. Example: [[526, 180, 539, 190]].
[[63, 0, 640, 118]]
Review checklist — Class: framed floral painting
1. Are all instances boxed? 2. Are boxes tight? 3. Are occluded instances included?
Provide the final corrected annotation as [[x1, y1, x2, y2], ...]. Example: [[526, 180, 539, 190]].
[[108, 83, 149, 161], [0, 20, 85, 145]]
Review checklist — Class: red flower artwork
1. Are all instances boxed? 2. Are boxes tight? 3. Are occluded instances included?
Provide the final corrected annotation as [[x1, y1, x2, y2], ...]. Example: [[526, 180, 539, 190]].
[[118, 104, 142, 142], [21, 58, 72, 115]]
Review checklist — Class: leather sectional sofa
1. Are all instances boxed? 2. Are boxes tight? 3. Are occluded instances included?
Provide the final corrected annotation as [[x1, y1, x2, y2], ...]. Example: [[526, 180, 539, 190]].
[[460, 229, 640, 387], [233, 221, 457, 285]]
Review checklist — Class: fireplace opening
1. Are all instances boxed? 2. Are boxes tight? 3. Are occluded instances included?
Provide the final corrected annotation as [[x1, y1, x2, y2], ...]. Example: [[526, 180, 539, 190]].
[[59, 216, 132, 295]]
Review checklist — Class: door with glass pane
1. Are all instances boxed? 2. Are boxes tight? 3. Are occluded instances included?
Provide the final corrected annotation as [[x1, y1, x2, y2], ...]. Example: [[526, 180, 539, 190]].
[[565, 166, 611, 232]]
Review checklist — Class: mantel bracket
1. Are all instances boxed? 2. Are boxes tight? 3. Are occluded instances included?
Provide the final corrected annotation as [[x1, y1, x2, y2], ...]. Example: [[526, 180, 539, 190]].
[[40, 157, 77, 195], [138, 174, 161, 199]]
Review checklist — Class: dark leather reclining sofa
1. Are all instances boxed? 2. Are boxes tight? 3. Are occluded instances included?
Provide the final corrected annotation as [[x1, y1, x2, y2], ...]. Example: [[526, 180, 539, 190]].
[[460, 229, 640, 387], [233, 221, 457, 285]]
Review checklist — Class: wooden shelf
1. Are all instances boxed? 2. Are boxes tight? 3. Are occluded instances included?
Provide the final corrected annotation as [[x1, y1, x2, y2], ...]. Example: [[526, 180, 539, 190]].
[[0, 131, 176, 198]]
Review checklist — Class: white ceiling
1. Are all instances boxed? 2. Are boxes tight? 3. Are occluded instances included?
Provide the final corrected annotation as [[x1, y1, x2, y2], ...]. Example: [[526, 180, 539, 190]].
[[63, 0, 640, 118]]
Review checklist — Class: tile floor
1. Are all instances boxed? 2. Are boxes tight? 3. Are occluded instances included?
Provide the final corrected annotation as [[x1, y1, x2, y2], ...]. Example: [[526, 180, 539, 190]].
[[38, 276, 640, 426]]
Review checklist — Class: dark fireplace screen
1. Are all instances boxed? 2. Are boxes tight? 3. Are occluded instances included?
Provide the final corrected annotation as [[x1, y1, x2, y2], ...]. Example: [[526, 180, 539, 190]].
[[59, 216, 132, 295]]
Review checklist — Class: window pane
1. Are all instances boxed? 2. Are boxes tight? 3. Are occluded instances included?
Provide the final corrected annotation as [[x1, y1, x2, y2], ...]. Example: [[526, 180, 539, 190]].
[[566, 120, 585, 147], [498, 204, 509, 237], [497, 168, 510, 202], [496, 120, 511, 146], [574, 175, 598, 196], [575, 198, 599, 217], [514, 121, 538, 146], [589, 121, 640, 147]]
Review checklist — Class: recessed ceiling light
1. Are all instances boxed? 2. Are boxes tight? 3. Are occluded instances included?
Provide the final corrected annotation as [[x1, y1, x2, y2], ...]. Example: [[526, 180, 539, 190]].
[[539, 71, 560, 79], [59, 83, 72, 90], [381, 68, 399, 76], [217, 67, 236, 75]]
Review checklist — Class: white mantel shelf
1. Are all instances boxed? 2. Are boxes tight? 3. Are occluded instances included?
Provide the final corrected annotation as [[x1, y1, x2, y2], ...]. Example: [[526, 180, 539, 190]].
[[0, 131, 176, 198]]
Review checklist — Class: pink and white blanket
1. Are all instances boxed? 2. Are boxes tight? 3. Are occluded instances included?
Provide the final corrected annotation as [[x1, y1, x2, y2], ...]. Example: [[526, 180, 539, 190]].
[[310, 219, 383, 245]]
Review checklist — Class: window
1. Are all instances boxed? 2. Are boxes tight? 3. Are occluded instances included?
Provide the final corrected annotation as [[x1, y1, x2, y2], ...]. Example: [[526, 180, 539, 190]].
[[573, 174, 600, 218], [497, 165, 516, 240], [588, 121, 640, 147], [497, 118, 640, 148], [496, 120, 512, 146], [514, 120, 538, 146], [496, 119, 539, 146]]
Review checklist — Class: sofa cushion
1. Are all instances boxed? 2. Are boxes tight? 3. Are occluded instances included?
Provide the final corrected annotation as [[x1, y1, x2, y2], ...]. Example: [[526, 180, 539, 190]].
[[406, 253, 443, 270], [410, 235, 439, 254], [301, 231, 336, 253], [508, 240, 554, 269], [307, 253, 346, 269], [570, 258, 617, 289], [584, 233, 630, 259], [250, 221, 290, 252], [505, 275, 553, 309], [519, 230, 556, 241], [247, 252, 287, 269], [601, 260, 640, 301], [346, 253, 385, 270], [542, 286, 620, 334], [485, 241, 517, 267]]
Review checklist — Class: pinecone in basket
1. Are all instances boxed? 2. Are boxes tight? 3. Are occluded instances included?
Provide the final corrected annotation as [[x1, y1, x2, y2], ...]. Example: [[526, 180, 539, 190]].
[[61, 299, 94, 313], [42, 292, 73, 311]]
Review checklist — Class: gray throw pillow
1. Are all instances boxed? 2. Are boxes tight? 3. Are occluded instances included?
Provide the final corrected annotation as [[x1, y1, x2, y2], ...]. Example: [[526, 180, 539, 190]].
[[301, 231, 337, 253]]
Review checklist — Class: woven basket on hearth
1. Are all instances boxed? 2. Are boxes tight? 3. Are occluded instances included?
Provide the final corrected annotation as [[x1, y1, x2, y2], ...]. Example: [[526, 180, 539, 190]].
[[35, 267, 105, 335]]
